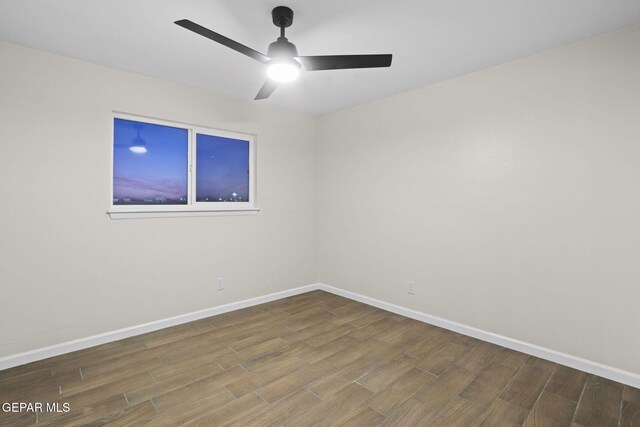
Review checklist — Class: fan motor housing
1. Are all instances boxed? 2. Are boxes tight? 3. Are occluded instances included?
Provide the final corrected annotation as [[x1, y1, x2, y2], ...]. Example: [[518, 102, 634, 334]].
[[272, 6, 294, 28], [267, 37, 298, 58]]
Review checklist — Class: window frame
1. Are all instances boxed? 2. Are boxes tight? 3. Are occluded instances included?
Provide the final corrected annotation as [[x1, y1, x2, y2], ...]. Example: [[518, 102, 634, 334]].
[[108, 113, 258, 219]]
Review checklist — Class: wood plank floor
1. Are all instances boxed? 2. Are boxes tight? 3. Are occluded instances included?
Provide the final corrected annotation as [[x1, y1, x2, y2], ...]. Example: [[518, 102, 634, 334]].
[[1, 290, 638, 426]]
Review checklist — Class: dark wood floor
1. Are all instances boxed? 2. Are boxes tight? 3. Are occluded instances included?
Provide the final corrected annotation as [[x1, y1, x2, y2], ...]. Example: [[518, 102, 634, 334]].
[[1, 290, 638, 426]]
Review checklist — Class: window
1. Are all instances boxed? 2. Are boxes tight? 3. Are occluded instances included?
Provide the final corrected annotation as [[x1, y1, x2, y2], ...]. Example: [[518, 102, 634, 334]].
[[109, 114, 257, 219], [195, 133, 250, 203]]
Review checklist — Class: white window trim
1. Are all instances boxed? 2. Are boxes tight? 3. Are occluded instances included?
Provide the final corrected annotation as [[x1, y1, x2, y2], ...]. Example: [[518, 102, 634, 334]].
[[107, 113, 258, 219]]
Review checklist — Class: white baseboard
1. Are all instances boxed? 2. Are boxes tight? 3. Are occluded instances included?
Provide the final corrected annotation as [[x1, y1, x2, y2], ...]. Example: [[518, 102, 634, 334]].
[[317, 283, 640, 389], [2, 281, 639, 389], [0, 284, 320, 371]]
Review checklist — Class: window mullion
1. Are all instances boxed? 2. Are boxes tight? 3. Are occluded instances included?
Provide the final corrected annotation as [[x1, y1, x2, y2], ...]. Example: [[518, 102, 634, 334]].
[[188, 129, 195, 206]]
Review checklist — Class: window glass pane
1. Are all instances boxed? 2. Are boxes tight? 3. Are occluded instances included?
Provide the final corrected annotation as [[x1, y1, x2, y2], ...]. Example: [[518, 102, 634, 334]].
[[113, 118, 188, 205], [196, 133, 250, 202]]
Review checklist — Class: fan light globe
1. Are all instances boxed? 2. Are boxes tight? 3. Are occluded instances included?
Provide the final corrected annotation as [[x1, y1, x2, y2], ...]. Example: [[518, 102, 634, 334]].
[[129, 145, 147, 154], [267, 60, 300, 83]]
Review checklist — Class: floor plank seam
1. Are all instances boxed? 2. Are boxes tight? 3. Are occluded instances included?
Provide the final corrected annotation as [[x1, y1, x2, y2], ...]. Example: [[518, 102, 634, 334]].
[[617, 392, 624, 427], [255, 389, 269, 404], [224, 385, 238, 400], [149, 396, 159, 415], [305, 386, 323, 400], [521, 362, 559, 426], [570, 375, 590, 426], [354, 379, 375, 392]]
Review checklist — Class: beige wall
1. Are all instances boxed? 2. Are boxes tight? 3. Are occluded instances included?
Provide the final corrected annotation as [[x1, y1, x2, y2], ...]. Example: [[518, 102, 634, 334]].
[[0, 42, 317, 357], [317, 26, 640, 374]]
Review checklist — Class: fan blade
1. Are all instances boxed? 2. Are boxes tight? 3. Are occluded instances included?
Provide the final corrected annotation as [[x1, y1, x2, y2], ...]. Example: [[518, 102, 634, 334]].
[[255, 80, 278, 100], [175, 19, 270, 63], [296, 54, 392, 71]]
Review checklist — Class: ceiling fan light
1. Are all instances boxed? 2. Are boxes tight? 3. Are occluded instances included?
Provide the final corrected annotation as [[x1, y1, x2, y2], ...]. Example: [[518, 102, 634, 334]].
[[129, 145, 147, 154], [266, 60, 300, 83], [129, 131, 147, 154]]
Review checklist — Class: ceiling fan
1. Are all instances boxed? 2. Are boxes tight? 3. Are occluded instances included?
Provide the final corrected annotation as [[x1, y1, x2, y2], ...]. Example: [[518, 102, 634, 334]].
[[175, 6, 392, 100]]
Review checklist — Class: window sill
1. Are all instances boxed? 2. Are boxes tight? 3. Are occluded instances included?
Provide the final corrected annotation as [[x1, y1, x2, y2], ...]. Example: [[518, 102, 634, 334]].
[[107, 208, 260, 220]]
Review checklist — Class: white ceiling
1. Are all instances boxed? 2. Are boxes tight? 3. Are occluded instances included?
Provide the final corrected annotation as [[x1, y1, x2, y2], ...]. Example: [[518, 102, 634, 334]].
[[1, 1, 640, 116]]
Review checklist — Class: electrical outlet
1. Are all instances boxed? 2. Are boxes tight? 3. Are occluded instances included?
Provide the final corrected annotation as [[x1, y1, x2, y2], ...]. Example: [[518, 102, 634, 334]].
[[407, 281, 416, 295], [217, 277, 224, 291]]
